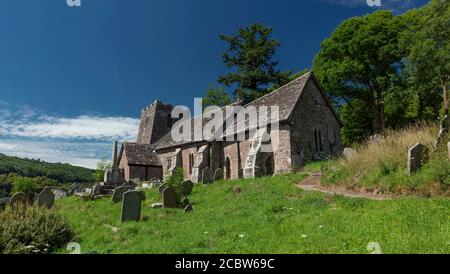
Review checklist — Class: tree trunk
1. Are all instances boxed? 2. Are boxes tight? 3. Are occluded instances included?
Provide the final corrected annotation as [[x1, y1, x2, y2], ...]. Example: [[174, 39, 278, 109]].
[[371, 87, 385, 134], [434, 78, 449, 148]]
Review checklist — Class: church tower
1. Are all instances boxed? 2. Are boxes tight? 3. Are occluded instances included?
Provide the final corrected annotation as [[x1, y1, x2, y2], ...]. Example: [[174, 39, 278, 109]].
[[137, 100, 175, 144]]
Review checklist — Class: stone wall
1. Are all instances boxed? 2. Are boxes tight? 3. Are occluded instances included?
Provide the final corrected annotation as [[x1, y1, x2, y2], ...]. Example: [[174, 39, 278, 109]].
[[288, 79, 342, 168], [272, 124, 293, 174], [137, 100, 175, 144]]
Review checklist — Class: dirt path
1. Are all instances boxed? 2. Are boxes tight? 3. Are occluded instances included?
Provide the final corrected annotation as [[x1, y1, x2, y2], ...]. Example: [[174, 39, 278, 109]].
[[297, 172, 390, 201]]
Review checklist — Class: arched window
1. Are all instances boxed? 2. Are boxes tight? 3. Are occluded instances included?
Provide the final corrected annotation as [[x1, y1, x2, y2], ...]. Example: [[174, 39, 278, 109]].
[[314, 129, 323, 152]]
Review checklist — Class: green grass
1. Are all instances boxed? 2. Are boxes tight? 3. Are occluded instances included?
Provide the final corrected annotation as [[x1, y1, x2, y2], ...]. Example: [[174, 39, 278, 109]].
[[54, 172, 450, 254]]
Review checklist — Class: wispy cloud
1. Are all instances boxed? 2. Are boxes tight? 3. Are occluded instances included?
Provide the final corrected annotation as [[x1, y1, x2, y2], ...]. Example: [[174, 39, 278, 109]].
[[0, 101, 139, 141], [0, 101, 140, 168], [318, 0, 424, 14]]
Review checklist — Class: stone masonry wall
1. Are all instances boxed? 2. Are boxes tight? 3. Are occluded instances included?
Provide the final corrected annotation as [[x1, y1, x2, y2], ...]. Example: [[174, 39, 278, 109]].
[[289, 79, 342, 169]]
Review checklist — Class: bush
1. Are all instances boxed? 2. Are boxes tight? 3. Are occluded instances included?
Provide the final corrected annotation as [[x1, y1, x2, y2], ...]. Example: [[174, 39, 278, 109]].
[[0, 207, 75, 254], [164, 168, 189, 207], [12, 177, 38, 199]]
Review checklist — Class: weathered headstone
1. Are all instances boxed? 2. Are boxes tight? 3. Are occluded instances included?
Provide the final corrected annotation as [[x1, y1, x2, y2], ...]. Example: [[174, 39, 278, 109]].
[[111, 186, 128, 203], [163, 187, 177, 208], [407, 143, 428, 175], [52, 188, 67, 200], [202, 167, 212, 184], [343, 147, 357, 160], [213, 168, 224, 181], [159, 183, 168, 193], [10, 192, 30, 210], [120, 191, 145, 222], [447, 142, 450, 161], [37, 187, 55, 209], [181, 180, 194, 196]]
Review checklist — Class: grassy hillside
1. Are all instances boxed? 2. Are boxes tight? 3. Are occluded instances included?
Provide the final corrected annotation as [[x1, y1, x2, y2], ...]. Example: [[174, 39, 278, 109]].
[[0, 153, 94, 184], [55, 171, 449, 254], [323, 124, 450, 197]]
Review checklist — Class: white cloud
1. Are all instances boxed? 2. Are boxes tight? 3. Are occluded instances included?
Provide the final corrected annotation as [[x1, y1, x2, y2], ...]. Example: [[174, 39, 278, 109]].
[[2, 115, 139, 141], [0, 138, 111, 169], [0, 101, 139, 141], [318, 0, 423, 13], [0, 101, 140, 168]]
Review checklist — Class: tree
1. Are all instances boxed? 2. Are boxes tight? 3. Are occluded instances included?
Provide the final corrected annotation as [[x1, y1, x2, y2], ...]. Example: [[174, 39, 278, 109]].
[[402, 0, 449, 147], [218, 23, 291, 103], [202, 85, 232, 109], [313, 11, 404, 134], [93, 160, 111, 182]]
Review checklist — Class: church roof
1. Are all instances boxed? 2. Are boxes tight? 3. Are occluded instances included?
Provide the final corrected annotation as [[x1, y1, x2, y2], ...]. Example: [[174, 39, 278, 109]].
[[154, 72, 341, 150], [119, 142, 162, 166]]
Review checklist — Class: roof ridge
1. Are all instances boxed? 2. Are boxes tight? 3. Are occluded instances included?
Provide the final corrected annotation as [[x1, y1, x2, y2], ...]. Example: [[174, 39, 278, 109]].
[[244, 71, 311, 107]]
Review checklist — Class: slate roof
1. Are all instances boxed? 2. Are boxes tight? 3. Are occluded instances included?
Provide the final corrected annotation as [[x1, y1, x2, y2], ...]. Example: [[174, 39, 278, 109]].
[[154, 72, 341, 150], [119, 142, 162, 166]]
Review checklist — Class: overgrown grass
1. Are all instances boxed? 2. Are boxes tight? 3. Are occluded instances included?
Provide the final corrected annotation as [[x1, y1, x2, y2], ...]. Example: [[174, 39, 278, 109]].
[[55, 172, 449, 254], [323, 124, 450, 196]]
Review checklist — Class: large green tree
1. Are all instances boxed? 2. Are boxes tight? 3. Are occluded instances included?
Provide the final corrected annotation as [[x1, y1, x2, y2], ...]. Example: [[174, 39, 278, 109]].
[[202, 85, 232, 109], [313, 11, 404, 134], [402, 0, 449, 146], [218, 23, 291, 103]]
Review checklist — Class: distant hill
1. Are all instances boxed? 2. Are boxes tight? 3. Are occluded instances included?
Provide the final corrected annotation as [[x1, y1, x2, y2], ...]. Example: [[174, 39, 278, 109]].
[[0, 153, 95, 184]]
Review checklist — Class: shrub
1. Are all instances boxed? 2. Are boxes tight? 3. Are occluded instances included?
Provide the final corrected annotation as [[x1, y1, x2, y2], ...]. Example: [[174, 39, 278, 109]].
[[164, 168, 189, 207], [12, 176, 38, 199], [0, 207, 75, 254]]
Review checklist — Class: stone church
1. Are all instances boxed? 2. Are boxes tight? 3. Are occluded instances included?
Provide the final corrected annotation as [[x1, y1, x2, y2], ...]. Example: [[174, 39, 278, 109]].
[[117, 72, 343, 183]]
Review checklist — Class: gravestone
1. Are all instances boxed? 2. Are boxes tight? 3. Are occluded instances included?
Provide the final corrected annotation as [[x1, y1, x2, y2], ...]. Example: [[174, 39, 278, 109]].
[[343, 148, 357, 160], [213, 168, 224, 181], [407, 143, 428, 175], [37, 187, 55, 209], [202, 167, 212, 184], [111, 186, 128, 203], [52, 189, 67, 200], [448, 142, 450, 161], [181, 180, 194, 196], [121, 191, 145, 222], [159, 183, 168, 193], [163, 187, 177, 208], [10, 192, 30, 210]]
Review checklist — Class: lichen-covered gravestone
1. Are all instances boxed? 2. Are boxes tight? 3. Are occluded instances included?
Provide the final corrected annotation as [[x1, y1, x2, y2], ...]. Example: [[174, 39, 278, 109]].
[[407, 143, 428, 175], [121, 191, 145, 222], [181, 180, 194, 196], [111, 186, 128, 203], [37, 187, 55, 209], [343, 147, 357, 160], [202, 167, 212, 184], [10, 192, 30, 210], [213, 168, 224, 181], [163, 186, 177, 208]]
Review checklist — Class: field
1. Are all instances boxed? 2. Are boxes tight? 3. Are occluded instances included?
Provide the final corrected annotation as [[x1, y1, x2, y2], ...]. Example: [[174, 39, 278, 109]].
[[55, 167, 450, 254]]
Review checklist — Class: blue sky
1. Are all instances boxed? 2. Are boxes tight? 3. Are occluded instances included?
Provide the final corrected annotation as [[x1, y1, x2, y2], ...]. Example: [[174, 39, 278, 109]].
[[0, 0, 428, 168]]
